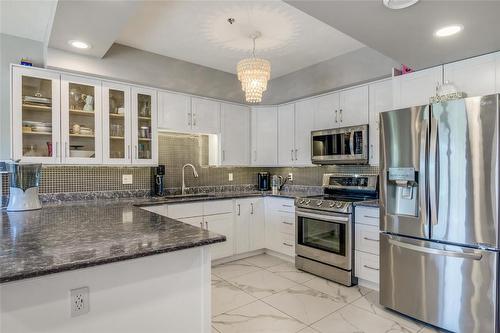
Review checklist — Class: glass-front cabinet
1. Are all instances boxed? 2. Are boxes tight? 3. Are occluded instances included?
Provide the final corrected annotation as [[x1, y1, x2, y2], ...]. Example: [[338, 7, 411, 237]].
[[102, 82, 131, 164], [61, 75, 102, 164], [131, 87, 157, 165], [12, 67, 61, 163]]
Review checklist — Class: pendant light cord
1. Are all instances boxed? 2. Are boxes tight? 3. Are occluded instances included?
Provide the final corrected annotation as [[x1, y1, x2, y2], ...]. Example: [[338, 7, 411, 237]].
[[252, 36, 256, 58]]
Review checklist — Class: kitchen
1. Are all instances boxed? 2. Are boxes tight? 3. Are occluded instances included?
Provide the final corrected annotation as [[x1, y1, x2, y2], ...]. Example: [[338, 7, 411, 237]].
[[1, 1, 500, 333]]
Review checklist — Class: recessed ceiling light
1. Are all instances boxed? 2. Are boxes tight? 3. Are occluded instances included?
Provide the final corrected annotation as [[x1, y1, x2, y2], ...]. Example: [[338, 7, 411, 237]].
[[68, 40, 91, 49], [434, 25, 463, 37], [383, 0, 419, 10]]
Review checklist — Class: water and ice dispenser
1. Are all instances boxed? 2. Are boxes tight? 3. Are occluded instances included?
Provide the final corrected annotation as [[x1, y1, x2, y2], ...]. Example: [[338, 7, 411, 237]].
[[386, 167, 419, 217]]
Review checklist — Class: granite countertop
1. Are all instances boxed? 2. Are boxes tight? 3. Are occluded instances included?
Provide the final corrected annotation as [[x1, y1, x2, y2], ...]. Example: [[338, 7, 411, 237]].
[[354, 199, 380, 208], [0, 199, 225, 283]]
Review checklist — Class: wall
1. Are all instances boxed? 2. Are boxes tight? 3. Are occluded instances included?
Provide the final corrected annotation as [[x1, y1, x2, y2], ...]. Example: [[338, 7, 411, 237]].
[[0, 33, 45, 160], [263, 47, 399, 104], [45, 43, 246, 104]]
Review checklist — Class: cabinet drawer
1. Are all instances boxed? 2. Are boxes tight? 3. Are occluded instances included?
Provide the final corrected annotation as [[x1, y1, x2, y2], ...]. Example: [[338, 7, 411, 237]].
[[355, 206, 380, 226], [167, 202, 203, 219], [355, 224, 380, 255], [355, 251, 379, 284], [277, 214, 295, 235], [266, 197, 295, 213], [203, 200, 233, 215], [277, 233, 295, 256]]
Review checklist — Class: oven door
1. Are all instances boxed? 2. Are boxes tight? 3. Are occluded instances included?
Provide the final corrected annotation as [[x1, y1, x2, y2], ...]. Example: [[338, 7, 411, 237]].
[[295, 208, 352, 270]]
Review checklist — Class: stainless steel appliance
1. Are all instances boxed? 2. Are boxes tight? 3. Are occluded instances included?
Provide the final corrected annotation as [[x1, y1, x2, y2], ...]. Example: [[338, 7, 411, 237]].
[[257, 172, 270, 191], [379, 94, 500, 333], [311, 125, 369, 165], [295, 173, 378, 286], [153, 165, 165, 196], [6, 161, 42, 211]]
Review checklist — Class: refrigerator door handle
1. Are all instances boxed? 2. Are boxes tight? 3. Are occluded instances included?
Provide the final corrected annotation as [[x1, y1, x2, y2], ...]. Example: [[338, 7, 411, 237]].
[[388, 238, 483, 260], [429, 116, 438, 225], [419, 118, 428, 234], [349, 132, 354, 155]]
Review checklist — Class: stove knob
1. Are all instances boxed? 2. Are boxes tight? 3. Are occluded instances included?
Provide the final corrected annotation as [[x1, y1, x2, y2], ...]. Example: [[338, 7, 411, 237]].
[[316, 201, 323, 206], [299, 200, 305, 204], [336, 202, 343, 208], [305, 200, 311, 204], [329, 203, 335, 208]]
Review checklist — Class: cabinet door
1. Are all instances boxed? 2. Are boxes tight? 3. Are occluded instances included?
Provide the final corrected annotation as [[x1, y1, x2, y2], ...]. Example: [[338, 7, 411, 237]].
[[249, 198, 265, 251], [220, 103, 250, 166], [368, 79, 392, 166], [234, 199, 252, 254], [205, 213, 234, 260], [157, 91, 191, 132], [339, 86, 369, 127], [444, 53, 497, 98], [191, 97, 220, 134], [393, 66, 442, 109], [131, 87, 158, 165], [314, 93, 338, 130], [277, 104, 295, 165], [61, 75, 102, 164], [12, 66, 61, 163], [294, 100, 315, 165], [102, 82, 131, 165], [251, 107, 278, 166]]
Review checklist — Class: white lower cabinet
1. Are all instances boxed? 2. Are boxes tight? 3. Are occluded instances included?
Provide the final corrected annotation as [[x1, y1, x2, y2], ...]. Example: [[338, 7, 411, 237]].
[[265, 197, 296, 257], [235, 198, 265, 254], [354, 206, 380, 287], [204, 213, 234, 260]]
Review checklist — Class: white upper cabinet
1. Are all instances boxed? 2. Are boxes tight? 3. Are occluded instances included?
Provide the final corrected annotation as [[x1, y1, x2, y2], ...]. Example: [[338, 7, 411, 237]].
[[131, 87, 158, 165], [220, 103, 250, 166], [393, 66, 443, 109], [251, 106, 278, 166], [444, 52, 499, 97], [314, 93, 337, 130], [102, 81, 132, 165], [338, 85, 369, 127], [294, 99, 315, 165], [277, 104, 295, 165], [61, 74, 102, 164], [191, 97, 220, 134], [157, 91, 191, 132], [12, 66, 61, 164], [368, 79, 393, 166]]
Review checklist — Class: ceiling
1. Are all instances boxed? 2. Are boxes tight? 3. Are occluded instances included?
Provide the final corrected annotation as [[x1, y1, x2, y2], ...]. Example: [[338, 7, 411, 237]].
[[115, 1, 365, 78], [0, 0, 57, 43], [286, 0, 500, 70]]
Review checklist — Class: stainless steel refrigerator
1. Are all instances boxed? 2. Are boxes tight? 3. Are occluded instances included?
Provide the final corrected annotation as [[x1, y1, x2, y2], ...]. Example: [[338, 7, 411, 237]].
[[379, 94, 499, 333]]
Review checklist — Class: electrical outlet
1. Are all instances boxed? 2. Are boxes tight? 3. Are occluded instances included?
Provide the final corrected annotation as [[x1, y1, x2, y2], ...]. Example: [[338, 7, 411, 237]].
[[288, 173, 294, 181], [122, 174, 133, 185], [228, 173, 233, 181], [70, 287, 89, 317]]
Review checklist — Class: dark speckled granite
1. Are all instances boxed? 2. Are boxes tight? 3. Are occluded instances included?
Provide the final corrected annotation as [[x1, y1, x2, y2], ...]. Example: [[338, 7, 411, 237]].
[[0, 199, 225, 283]]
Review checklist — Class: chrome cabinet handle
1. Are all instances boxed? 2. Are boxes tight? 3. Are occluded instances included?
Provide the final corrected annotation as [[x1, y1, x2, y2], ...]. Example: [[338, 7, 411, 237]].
[[188, 112, 192, 126], [250, 203, 254, 215], [291, 149, 294, 161], [294, 149, 298, 160], [55, 142, 59, 158], [363, 237, 379, 242], [282, 242, 293, 247], [282, 221, 293, 225], [237, 204, 241, 216], [65, 142, 69, 157], [363, 264, 379, 271], [200, 222, 203, 228], [363, 215, 378, 219], [339, 109, 343, 122], [135, 145, 138, 159], [205, 221, 208, 229], [192, 112, 197, 127], [222, 150, 226, 161], [335, 110, 338, 123], [253, 150, 257, 162], [370, 144, 373, 160], [282, 204, 293, 208], [127, 145, 131, 159]]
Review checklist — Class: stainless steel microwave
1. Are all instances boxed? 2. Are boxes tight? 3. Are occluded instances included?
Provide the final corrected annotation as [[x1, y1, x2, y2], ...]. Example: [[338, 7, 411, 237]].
[[311, 125, 369, 165]]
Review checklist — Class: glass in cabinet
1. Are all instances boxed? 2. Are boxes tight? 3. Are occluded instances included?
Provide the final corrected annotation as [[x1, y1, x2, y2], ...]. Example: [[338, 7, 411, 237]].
[[61, 75, 102, 164], [12, 66, 61, 163], [102, 82, 131, 164], [132, 87, 157, 165]]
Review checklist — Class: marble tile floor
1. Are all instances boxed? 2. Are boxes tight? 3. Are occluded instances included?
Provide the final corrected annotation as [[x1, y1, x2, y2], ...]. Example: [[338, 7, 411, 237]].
[[211, 254, 447, 333]]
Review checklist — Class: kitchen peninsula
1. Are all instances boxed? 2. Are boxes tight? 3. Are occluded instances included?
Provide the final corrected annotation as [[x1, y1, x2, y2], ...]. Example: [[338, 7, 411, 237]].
[[0, 199, 225, 333]]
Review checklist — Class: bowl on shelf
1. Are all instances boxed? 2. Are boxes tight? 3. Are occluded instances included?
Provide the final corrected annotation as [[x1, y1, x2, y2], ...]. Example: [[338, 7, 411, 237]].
[[69, 150, 94, 158]]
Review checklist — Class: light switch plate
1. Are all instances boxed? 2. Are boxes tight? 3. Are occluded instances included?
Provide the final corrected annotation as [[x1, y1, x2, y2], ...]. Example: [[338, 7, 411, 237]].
[[288, 173, 294, 181], [122, 174, 133, 185], [228, 173, 233, 181]]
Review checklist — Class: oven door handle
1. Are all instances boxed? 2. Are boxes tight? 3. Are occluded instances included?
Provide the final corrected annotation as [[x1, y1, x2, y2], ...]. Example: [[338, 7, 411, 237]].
[[296, 211, 349, 224]]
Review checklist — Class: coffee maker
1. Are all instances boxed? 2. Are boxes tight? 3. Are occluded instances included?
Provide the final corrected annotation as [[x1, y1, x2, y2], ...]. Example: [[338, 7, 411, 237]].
[[7, 162, 42, 211], [153, 165, 165, 196], [257, 172, 270, 191]]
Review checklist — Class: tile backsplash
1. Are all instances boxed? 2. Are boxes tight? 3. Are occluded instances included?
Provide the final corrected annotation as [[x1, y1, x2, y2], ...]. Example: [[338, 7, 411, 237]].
[[0, 133, 379, 199]]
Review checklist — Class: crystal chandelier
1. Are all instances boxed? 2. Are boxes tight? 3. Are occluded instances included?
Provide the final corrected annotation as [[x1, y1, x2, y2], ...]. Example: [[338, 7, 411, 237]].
[[237, 32, 271, 103]]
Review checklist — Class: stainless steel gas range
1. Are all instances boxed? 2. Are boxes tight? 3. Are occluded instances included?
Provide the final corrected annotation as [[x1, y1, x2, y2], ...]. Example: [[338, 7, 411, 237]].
[[295, 173, 378, 286]]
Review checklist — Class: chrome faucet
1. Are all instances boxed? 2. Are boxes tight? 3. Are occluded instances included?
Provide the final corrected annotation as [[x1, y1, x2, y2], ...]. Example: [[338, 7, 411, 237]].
[[181, 163, 199, 195]]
